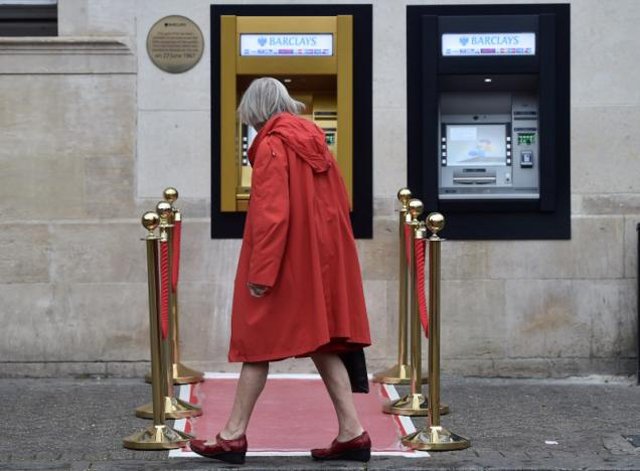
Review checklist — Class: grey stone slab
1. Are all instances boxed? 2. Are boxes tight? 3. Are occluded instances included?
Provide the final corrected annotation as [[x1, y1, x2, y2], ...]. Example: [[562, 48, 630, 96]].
[[624, 215, 640, 279], [357, 217, 398, 281], [0, 37, 135, 74], [0, 152, 86, 220], [84, 155, 136, 219], [373, 196, 397, 219], [580, 195, 640, 216], [372, 1, 406, 111], [572, 0, 640, 107], [502, 279, 636, 366], [174, 282, 234, 363], [65, 282, 150, 361], [572, 106, 640, 194], [0, 283, 56, 362], [590, 279, 637, 359], [0, 282, 148, 362], [441, 241, 490, 280], [0, 75, 135, 159], [487, 216, 624, 280], [49, 222, 146, 284], [505, 280, 597, 359], [363, 280, 391, 361], [0, 224, 50, 283], [373, 108, 407, 198], [441, 280, 506, 360], [175, 222, 241, 284], [137, 111, 211, 199]]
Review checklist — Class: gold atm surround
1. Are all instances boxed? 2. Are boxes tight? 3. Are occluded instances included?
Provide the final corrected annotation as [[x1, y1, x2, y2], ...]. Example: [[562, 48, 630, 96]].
[[219, 15, 353, 212]]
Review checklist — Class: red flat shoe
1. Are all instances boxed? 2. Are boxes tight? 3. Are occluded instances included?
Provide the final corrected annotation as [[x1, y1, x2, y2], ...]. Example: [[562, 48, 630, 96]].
[[189, 434, 247, 464], [311, 431, 371, 462]]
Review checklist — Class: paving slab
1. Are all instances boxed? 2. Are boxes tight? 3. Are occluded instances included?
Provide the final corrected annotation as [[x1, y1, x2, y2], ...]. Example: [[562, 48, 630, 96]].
[[0, 376, 639, 470]]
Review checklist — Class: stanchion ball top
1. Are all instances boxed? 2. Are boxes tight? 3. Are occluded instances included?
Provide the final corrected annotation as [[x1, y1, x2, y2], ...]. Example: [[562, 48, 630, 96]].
[[156, 201, 173, 221], [141, 211, 160, 231], [408, 199, 424, 220], [426, 212, 445, 235], [397, 188, 412, 205], [163, 187, 179, 204]]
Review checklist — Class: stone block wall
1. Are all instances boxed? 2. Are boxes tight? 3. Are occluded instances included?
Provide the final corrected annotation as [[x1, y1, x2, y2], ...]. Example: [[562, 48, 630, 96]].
[[0, 0, 637, 378]]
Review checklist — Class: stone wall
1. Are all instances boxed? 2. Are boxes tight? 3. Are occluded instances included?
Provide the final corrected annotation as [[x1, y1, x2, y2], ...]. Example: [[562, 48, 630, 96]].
[[0, 0, 637, 378]]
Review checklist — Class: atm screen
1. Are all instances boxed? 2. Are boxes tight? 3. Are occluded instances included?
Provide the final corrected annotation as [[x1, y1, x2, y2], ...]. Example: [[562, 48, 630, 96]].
[[446, 124, 507, 166]]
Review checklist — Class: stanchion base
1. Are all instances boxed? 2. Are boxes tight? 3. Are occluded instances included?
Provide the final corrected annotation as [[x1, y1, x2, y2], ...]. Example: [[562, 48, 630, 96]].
[[144, 362, 205, 385], [123, 424, 191, 450], [402, 426, 470, 451], [136, 396, 202, 420], [173, 363, 204, 384], [383, 393, 449, 417], [372, 364, 428, 385]]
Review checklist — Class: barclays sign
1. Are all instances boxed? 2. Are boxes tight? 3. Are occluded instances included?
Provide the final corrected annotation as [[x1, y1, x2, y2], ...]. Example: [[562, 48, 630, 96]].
[[240, 33, 333, 57], [442, 32, 536, 57]]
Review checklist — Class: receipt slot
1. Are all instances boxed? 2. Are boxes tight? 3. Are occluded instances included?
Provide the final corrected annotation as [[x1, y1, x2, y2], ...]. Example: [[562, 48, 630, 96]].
[[211, 5, 372, 238], [407, 4, 570, 239]]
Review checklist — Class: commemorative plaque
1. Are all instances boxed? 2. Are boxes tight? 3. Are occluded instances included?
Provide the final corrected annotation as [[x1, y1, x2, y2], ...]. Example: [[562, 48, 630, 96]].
[[146, 15, 204, 73]]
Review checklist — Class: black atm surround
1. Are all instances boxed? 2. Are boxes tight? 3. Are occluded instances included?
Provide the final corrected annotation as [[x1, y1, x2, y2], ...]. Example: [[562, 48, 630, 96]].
[[210, 4, 373, 239], [407, 4, 570, 240]]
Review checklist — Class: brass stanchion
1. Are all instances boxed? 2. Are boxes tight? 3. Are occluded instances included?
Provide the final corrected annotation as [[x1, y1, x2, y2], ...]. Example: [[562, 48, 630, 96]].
[[402, 213, 470, 451], [136, 202, 202, 420], [384, 199, 446, 416], [123, 212, 191, 450], [145, 188, 204, 385], [373, 188, 427, 385]]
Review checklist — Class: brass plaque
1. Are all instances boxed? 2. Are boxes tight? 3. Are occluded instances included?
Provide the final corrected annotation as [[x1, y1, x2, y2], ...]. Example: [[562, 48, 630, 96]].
[[146, 15, 204, 73]]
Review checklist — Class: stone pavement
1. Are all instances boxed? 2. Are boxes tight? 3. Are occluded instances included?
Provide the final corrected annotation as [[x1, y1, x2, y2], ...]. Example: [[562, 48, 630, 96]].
[[1, 375, 640, 470]]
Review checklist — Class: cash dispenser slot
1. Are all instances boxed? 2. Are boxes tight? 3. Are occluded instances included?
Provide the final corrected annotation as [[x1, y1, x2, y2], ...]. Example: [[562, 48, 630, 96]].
[[453, 169, 497, 184]]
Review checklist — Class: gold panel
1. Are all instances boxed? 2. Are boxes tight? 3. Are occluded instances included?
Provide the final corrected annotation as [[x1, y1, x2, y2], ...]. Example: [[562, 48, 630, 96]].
[[219, 15, 354, 212], [336, 15, 353, 207], [220, 16, 238, 212]]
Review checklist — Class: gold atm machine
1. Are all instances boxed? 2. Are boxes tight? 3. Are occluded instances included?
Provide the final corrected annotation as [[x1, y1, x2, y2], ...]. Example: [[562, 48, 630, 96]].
[[211, 5, 372, 238]]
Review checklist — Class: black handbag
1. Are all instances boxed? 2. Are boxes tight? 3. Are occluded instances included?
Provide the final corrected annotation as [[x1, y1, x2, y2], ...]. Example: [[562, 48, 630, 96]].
[[339, 348, 369, 394]]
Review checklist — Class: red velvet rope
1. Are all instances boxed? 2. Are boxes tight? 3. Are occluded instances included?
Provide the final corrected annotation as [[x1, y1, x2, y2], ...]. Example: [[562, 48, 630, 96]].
[[172, 219, 181, 292], [404, 224, 412, 263], [415, 238, 429, 338], [160, 240, 170, 339]]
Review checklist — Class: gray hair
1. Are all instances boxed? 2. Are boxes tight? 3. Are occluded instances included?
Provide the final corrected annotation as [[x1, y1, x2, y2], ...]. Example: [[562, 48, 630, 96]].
[[237, 77, 305, 128]]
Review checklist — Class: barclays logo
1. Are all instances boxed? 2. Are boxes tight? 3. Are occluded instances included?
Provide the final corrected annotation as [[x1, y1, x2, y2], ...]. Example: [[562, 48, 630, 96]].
[[459, 36, 469, 46], [258, 36, 267, 47]]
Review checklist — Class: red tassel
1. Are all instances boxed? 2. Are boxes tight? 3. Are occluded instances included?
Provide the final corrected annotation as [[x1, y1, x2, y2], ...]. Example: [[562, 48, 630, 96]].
[[160, 240, 170, 339], [415, 238, 429, 338], [172, 220, 181, 292]]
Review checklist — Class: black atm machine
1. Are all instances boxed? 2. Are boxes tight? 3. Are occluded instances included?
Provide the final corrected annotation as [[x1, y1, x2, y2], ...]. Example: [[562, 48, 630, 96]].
[[407, 4, 570, 239]]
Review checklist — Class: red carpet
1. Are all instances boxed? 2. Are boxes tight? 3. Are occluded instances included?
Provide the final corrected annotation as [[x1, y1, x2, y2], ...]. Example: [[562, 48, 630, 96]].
[[169, 373, 427, 458]]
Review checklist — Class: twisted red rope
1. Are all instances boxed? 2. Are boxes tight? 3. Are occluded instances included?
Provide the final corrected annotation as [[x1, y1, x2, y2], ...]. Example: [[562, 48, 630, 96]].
[[415, 238, 429, 338], [172, 219, 181, 292], [160, 240, 170, 339], [404, 224, 412, 263]]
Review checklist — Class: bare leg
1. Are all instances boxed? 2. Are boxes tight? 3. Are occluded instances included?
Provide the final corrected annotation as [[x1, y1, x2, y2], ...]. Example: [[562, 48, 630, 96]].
[[311, 352, 364, 442], [219, 361, 269, 440]]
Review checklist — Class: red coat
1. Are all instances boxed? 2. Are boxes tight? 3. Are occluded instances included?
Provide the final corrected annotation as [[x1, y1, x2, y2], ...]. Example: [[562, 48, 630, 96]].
[[228, 112, 371, 362]]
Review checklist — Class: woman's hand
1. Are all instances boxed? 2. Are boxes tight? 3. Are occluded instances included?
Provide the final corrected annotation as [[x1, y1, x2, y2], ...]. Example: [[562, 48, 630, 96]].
[[247, 282, 270, 298]]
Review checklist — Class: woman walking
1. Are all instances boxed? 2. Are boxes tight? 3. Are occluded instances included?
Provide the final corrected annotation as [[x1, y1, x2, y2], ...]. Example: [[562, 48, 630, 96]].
[[189, 77, 372, 464]]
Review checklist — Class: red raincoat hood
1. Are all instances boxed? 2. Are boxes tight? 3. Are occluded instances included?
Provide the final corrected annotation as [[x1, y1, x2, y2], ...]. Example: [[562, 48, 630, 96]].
[[248, 112, 333, 173]]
